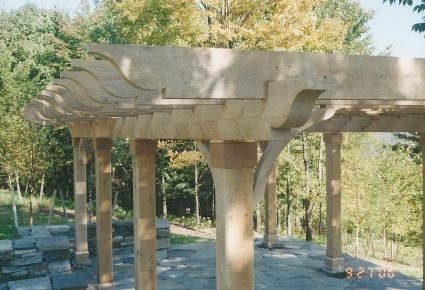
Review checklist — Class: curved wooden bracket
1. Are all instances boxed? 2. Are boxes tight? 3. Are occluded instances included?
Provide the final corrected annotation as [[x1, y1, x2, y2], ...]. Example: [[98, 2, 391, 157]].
[[195, 140, 218, 184], [253, 107, 335, 206], [262, 76, 332, 128]]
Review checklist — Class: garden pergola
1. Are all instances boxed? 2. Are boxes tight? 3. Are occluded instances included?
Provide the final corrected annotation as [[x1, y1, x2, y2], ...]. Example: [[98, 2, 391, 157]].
[[23, 44, 425, 290]]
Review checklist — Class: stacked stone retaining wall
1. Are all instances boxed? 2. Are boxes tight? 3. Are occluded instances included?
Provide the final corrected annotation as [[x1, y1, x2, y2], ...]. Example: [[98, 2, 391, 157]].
[[0, 219, 170, 288], [68, 219, 170, 255], [0, 225, 72, 284]]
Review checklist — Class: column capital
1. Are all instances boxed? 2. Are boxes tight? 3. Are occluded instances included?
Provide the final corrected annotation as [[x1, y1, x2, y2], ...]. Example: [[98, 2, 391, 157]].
[[72, 137, 82, 147], [210, 141, 257, 169], [94, 138, 113, 151], [324, 133, 343, 145], [131, 139, 157, 156]]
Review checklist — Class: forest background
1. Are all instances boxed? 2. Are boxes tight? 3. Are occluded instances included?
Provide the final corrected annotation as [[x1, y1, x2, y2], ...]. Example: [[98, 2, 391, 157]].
[[0, 0, 422, 273]]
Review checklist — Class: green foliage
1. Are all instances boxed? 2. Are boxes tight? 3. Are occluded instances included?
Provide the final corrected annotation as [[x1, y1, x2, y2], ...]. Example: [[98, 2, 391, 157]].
[[0, 4, 87, 201], [168, 214, 214, 229], [170, 233, 212, 244], [102, 0, 373, 53], [384, 0, 425, 34], [112, 205, 133, 220], [317, 0, 373, 54], [0, 190, 71, 239]]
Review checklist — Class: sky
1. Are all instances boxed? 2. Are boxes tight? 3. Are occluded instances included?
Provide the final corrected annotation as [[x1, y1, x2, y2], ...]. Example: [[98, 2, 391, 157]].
[[0, 0, 424, 58]]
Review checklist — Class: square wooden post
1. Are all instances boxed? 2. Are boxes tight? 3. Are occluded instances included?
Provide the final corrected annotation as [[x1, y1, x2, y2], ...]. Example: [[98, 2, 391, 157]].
[[94, 138, 113, 289], [324, 133, 344, 273], [131, 139, 157, 290], [210, 141, 257, 290], [418, 133, 425, 290], [72, 137, 90, 265]]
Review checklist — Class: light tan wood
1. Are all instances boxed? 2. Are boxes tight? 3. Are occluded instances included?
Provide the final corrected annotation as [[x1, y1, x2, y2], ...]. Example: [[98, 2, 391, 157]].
[[210, 141, 257, 169], [131, 139, 157, 290], [418, 134, 425, 290], [94, 138, 113, 286], [210, 141, 256, 290], [23, 45, 425, 141], [72, 137, 90, 265], [253, 108, 334, 205], [324, 133, 344, 273], [20, 43, 425, 290], [51, 80, 102, 109], [71, 59, 224, 106], [308, 114, 425, 133], [88, 44, 425, 100], [263, 165, 279, 248]]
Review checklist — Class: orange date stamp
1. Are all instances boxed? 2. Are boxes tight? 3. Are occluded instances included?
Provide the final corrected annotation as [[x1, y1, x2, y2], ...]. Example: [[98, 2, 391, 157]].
[[346, 267, 395, 279]]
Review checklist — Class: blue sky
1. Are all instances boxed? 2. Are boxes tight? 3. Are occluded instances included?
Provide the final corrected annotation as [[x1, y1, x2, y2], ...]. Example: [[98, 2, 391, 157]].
[[1, 0, 424, 58]]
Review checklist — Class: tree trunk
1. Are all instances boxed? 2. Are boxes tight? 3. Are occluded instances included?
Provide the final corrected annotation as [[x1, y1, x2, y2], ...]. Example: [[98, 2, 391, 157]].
[[383, 226, 387, 260], [88, 184, 93, 223], [212, 184, 215, 225], [318, 135, 325, 236], [24, 180, 29, 197], [365, 231, 373, 259], [162, 175, 167, 218], [355, 219, 359, 259], [58, 188, 68, 224], [318, 202, 323, 236], [255, 204, 262, 233], [194, 162, 200, 227], [28, 187, 33, 226], [344, 231, 348, 252], [112, 190, 119, 216], [8, 175, 19, 229], [303, 198, 313, 241], [15, 172, 22, 201], [394, 237, 400, 262], [39, 176, 45, 200], [286, 176, 292, 236], [301, 134, 313, 242], [48, 189, 57, 225]]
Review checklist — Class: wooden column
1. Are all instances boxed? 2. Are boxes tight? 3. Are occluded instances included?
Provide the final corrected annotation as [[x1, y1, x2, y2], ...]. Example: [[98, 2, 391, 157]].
[[211, 141, 257, 290], [94, 138, 113, 289], [419, 134, 425, 290], [324, 133, 344, 273], [262, 165, 279, 248], [131, 139, 157, 290], [72, 137, 90, 265]]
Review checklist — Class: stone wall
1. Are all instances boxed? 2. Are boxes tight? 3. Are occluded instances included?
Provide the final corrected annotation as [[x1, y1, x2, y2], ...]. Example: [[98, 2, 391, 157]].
[[68, 218, 170, 255], [0, 225, 72, 283], [0, 219, 170, 288]]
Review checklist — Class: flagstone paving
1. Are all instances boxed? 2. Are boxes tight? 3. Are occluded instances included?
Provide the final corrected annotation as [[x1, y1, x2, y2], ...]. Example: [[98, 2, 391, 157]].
[[5, 237, 420, 290], [109, 237, 422, 290]]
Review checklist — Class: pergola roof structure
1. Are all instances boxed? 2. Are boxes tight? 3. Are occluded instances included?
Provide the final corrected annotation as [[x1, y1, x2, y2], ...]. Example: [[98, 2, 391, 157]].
[[23, 44, 425, 141], [22, 45, 425, 290]]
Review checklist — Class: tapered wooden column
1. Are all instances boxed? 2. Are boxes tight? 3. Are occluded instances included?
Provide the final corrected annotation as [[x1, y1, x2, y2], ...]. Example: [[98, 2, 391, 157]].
[[418, 134, 425, 290], [72, 137, 90, 265], [211, 141, 257, 290], [324, 133, 344, 273], [262, 165, 279, 248], [94, 138, 113, 289], [131, 139, 157, 290]]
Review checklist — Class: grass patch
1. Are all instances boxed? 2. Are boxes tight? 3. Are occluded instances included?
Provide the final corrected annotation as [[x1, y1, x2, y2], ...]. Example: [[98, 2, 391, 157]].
[[170, 233, 212, 245], [0, 189, 72, 240]]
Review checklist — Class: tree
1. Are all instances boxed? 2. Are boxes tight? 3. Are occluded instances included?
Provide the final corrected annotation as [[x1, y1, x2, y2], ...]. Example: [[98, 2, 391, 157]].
[[0, 4, 87, 224], [384, 0, 425, 34], [166, 141, 210, 227]]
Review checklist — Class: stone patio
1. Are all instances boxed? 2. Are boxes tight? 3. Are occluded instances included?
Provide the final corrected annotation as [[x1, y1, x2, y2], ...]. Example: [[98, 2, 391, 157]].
[[88, 237, 423, 290], [2, 236, 421, 289]]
